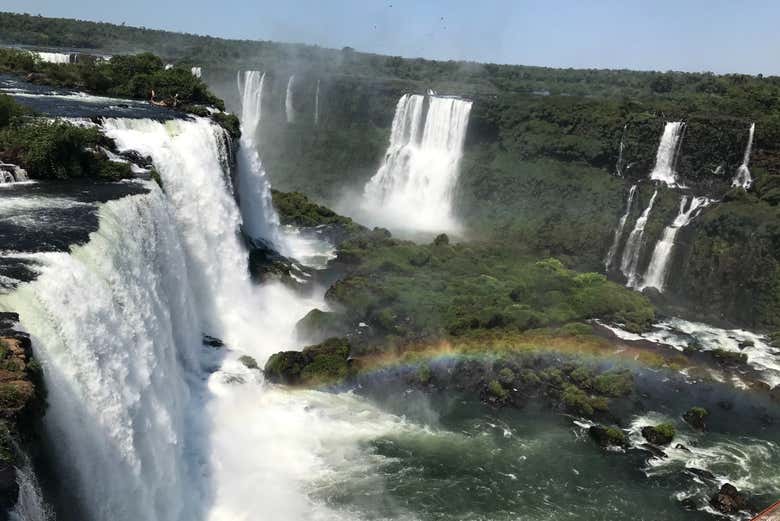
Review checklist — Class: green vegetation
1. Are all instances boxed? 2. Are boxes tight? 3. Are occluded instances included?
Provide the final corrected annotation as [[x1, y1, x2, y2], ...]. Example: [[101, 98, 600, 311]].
[[324, 231, 654, 344], [238, 355, 258, 370], [589, 425, 628, 448], [683, 406, 709, 430], [0, 94, 131, 180]]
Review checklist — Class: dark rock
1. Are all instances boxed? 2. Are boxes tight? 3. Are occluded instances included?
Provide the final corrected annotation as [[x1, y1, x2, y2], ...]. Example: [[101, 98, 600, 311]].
[[710, 483, 748, 514], [675, 443, 692, 453], [637, 442, 668, 460], [202, 335, 224, 348], [589, 425, 627, 449], [641, 424, 675, 445], [683, 407, 709, 430], [265, 338, 351, 386], [0, 461, 19, 512], [685, 467, 716, 481]]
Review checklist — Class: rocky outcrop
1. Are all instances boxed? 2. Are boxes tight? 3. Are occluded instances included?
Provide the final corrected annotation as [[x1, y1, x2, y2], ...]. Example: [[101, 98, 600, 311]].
[[641, 423, 675, 445], [683, 406, 709, 430], [589, 425, 628, 449], [264, 337, 351, 386], [710, 483, 748, 515], [0, 312, 46, 514]]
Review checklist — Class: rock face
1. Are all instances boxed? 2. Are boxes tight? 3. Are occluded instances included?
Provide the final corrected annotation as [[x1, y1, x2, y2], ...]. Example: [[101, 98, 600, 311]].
[[710, 483, 748, 514], [0, 312, 46, 513], [264, 337, 351, 386]]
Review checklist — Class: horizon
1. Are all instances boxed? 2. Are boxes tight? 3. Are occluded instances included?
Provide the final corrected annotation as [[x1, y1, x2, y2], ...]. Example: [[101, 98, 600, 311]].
[[3, 1, 780, 76]]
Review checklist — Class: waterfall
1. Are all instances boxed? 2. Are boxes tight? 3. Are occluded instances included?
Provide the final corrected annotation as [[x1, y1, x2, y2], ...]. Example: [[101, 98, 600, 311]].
[[9, 450, 53, 521], [649, 122, 685, 186], [620, 190, 658, 287], [604, 184, 637, 270], [314, 79, 320, 126], [362, 94, 473, 233], [732, 122, 755, 189], [191, 67, 202, 79], [640, 196, 710, 292], [1, 189, 205, 521], [34, 52, 73, 64], [285, 75, 295, 124], [615, 124, 628, 176], [0, 163, 29, 184], [236, 71, 282, 246]]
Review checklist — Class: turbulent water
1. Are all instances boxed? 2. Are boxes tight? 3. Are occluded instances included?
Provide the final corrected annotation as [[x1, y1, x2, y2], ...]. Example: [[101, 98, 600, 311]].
[[285, 75, 295, 124], [362, 94, 473, 234], [235, 70, 282, 246], [732, 123, 756, 189], [640, 195, 710, 291], [620, 190, 658, 286], [34, 51, 73, 64], [605, 184, 637, 269], [191, 67, 203, 79], [650, 122, 686, 186]]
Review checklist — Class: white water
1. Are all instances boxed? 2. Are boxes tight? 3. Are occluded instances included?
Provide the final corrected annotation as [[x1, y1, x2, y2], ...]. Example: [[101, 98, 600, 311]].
[[314, 79, 320, 126], [0, 115, 412, 520], [732, 123, 755, 189], [649, 122, 686, 186], [604, 184, 637, 270], [615, 123, 628, 176], [601, 318, 780, 389], [640, 196, 711, 292], [34, 52, 72, 64], [9, 450, 53, 521], [285, 75, 295, 124], [191, 67, 202, 79], [0, 163, 28, 184], [235, 71, 282, 246], [620, 190, 658, 287], [362, 94, 473, 234]]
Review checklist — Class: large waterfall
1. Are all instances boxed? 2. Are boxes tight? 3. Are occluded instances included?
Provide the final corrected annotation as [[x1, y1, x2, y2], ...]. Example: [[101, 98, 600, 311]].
[[604, 184, 637, 270], [0, 116, 347, 520], [640, 196, 710, 292], [2, 189, 204, 521], [649, 122, 685, 186], [236, 70, 282, 245], [620, 190, 658, 287], [732, 122, 756, 189], [362, 94, 473, 234], [285, 75, 295, 124]]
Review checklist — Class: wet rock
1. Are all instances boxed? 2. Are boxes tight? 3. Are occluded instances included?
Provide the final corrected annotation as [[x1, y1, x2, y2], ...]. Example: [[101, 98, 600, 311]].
[[202, 335, 224, 348], [709, 483, 748, 514], [238, 355, 258, 370], [683, 407, 709, 430], [641, 424, 675, 445], [675, 443, 692, 453], [637, 442, 668, 460], [265, 337, 351, 386], [685, 467, 716, 481], [589, 425, 627, 449]]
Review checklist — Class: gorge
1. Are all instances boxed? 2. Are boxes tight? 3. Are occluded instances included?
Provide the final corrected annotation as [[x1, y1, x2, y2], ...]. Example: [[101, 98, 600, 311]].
[[0, 11, 779, 521]]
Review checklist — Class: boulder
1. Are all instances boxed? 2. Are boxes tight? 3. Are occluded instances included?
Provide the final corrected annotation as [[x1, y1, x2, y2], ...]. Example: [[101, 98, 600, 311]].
[[641, 423, 675, 445], [265, 338, 351, 386], [683, 407, 709, 430], [589, 425, 627, 449], [710, 483, 748, 514]]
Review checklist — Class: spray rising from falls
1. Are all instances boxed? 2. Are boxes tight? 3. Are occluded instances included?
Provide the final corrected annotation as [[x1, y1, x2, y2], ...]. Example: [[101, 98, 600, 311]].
[[362, 94, 473, 234], [640, 196, 710, 292], [191, 67, 202, 79], [285, 75, 295, 124], [605, 184, 637, 270], [620, 190, 658, 287], [649, 122, 686, 186], [236, 70, 282, 246], [732, 122, 755, 189]]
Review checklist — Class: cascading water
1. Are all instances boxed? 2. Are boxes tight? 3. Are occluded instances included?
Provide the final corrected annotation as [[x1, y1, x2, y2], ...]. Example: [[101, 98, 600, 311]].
[[191, 67, 202, 79], [649, 122, 686, 186], [604, 184, 637, 270], [620, 190, 658, 287], [362, 94, 473, 234], [615, 123, 628, 176], [235, 70, 282, 246], [640, 196, 710, 292], [732, 122, 756, 189], [1, 189, 205, 521], [314, 79, 320, 125], [34, 52, 73, 64], [285, 75, 295, 124]]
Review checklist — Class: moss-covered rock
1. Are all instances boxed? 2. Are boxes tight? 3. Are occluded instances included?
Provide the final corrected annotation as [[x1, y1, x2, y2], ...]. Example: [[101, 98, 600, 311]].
[[264, 337, 351, 386], [641, 423, 676, 445], [589, 425, 627, 449], [295, 309, 350, 344], [683, 406, 709, 430]]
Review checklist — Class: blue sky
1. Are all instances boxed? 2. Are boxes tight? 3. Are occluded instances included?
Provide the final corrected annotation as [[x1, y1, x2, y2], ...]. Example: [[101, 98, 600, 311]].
[[5, 0, 779, 74]]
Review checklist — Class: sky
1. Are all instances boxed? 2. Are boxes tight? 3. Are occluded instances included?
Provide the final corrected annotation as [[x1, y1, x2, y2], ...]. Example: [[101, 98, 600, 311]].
[[4, 0, 780, 75]]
